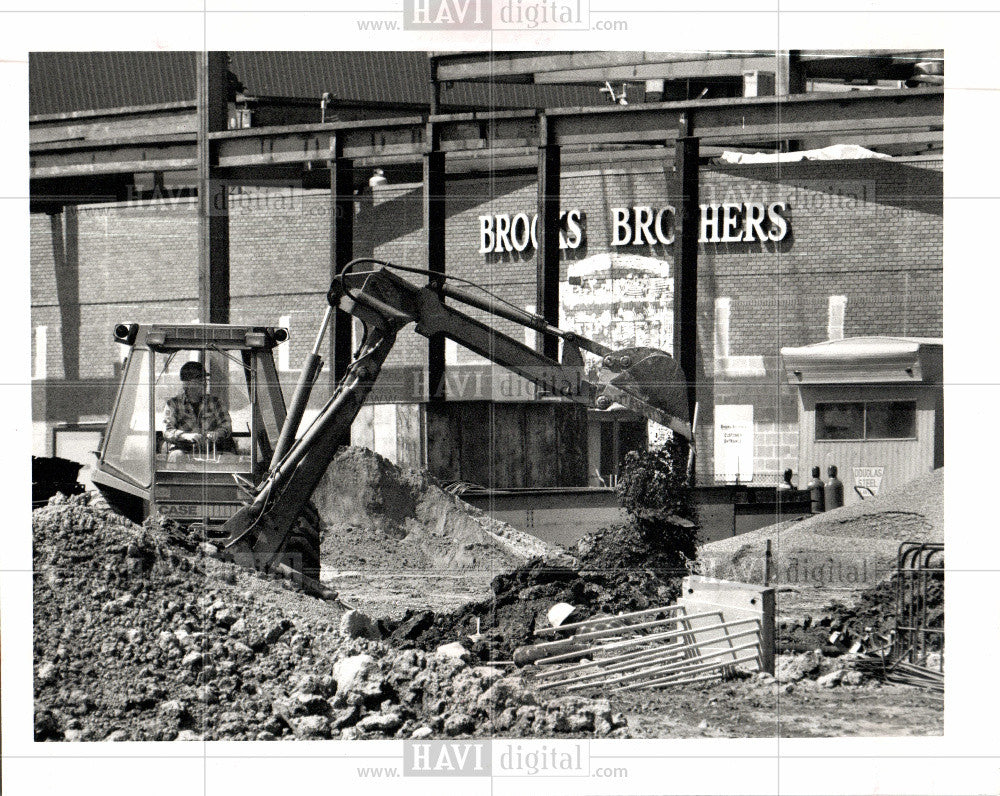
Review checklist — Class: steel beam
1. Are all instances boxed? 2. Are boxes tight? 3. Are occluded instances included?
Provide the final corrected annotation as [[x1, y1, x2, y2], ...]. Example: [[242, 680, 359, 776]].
[[776, 50, 807, 96], [434, 51, 775, 83], [433, 49, 941, 84], [30, 89, 943, 185], [533, 56, 780, 85], [536, 114, 561, 360]]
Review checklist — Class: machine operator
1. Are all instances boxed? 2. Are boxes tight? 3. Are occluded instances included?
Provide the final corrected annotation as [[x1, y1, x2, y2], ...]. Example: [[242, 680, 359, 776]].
[[163, 361, 235, 460]]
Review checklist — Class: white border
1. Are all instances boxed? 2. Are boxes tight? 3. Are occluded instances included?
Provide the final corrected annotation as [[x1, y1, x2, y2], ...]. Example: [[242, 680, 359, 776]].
[[5, 3, 1000, 795]]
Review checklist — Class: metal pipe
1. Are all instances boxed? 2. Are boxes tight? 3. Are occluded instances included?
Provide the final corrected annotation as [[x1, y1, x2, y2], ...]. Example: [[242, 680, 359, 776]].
[[533, 604, 685, 637], [269, 306, 334, 468]]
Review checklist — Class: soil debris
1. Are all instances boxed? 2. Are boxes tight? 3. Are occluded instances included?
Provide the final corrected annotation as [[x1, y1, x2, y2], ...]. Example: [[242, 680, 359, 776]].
[[382, 519, 694, 662], [33, 492, 623, 741]]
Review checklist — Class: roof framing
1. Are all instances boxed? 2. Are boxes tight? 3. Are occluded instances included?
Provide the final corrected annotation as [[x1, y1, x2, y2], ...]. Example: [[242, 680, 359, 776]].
[[30, 87, 942, 190]]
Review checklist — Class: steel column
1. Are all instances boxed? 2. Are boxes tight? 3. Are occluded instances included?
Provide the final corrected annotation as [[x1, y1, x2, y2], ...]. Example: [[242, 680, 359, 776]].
[[424, 122, 447, 401], [536, 114, 562, 360], [197, 51, 231, 325], [673, 119, 700, 420], [330, 133, 355, 441]]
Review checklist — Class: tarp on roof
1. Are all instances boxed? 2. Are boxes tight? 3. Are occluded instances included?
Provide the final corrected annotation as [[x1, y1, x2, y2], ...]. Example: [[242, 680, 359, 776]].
[[717, 143, 893, 165]]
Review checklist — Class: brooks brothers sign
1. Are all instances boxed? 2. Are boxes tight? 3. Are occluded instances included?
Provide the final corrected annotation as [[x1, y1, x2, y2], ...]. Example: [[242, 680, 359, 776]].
[[479, 202, 789, 254]]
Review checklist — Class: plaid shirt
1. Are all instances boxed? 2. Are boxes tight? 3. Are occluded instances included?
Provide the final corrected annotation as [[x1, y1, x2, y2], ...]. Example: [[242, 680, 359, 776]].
[[163, 392, 232, 450]]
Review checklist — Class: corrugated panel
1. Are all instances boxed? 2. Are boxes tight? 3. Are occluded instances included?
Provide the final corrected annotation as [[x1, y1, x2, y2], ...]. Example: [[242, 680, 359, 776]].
[[31, 51, 597, 116], [30, 52, 196, 115]]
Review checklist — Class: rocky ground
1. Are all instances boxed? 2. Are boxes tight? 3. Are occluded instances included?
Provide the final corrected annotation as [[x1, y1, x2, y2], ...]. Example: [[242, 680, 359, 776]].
[[32, 492, 625, 741], [33, 451, 944, 741], [379, 513, 696, 663]]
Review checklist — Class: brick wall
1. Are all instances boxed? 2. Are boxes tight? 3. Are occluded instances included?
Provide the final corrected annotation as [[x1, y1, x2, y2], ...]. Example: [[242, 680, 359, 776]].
[[30, 156, 942, 482]]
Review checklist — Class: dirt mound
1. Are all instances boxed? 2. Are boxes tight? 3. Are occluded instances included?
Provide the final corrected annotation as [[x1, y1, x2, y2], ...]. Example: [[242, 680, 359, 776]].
[[384, 520, 692, 662], [698, 468, 943, 614], [575, 519, 694, 576], [33, 493, 624, 741], [33, 493, 347, 740], [779, 565, 944, 653], [313, 448, 569, 614]]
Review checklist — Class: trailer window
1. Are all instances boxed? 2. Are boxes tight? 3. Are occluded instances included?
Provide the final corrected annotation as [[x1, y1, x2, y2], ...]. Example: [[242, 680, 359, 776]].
[[815, 402, 864, 440], [816, 401, 916, 441], [865, 401, 917, 439]]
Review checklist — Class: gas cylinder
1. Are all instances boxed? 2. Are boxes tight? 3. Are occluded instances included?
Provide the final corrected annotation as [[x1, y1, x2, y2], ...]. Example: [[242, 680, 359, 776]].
[[808, 466, 825, 513], [824, 465, 845, 510]]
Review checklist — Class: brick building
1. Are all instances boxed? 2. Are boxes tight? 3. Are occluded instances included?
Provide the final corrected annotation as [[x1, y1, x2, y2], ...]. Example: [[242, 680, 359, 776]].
[[29, 51, 943, 492], [31, 151, 943, 486]]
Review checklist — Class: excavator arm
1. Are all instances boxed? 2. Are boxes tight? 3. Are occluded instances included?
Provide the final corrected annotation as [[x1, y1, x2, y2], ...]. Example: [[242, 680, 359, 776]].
[[221, 260, 691, 575]]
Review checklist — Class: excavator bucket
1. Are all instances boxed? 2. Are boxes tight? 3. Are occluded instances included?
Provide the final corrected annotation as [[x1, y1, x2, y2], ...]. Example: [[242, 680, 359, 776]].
[[598, 346, 691, 434]]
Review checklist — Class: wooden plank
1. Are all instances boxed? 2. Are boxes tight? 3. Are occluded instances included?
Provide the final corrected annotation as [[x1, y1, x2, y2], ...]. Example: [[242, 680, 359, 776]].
[[395, 403, 424, 469], [425, 403, 459, 481], [459, 402, 492, 487], [556, 404, 589, 487], [492, 403, 526, 488], [524, 404, 559, 487]]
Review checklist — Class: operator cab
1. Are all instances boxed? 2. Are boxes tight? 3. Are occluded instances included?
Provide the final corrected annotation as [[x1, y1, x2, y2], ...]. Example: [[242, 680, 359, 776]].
[[92, 323, 289, 532]]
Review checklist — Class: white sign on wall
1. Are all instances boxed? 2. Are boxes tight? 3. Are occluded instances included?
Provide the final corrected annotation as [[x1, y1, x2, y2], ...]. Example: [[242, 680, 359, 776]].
[[853, 466, 885, 496], [714, 404, 754, 483]]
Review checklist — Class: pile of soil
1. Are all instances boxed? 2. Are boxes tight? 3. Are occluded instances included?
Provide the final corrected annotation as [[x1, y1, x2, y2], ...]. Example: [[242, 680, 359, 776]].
[[33, 493, 623, 741], [384, 520, 691, 662], [313, 448, 570, 614], [699, 468, 943, 619], [779, 566, 944, 653]]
